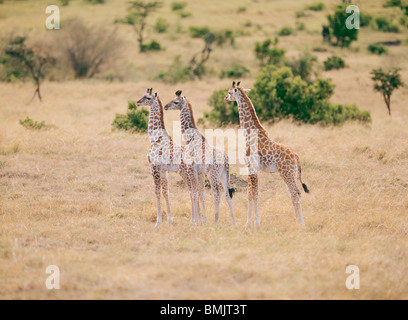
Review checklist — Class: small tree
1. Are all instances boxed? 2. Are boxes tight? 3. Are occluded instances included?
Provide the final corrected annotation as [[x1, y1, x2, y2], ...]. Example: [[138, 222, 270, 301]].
[[327, 4, 358, 47], [1, 37, 54, 101], [254, 38, 286, 66], [370, 68, 404, 116], [123, 1, 162, 52]]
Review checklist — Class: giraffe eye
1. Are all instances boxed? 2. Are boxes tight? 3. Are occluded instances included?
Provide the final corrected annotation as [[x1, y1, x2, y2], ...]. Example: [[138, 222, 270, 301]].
[[234, 89, 238, 92], [174, 101, 179, 105], [147, 97, 151, 100]]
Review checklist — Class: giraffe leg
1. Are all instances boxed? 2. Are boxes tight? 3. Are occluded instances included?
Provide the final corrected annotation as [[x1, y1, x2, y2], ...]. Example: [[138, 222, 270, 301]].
[[160, 171, 172, 225], [208, 172, 221, 226], [198, 172, 207, 224], [220, 168, 236, 226], [180, 165, 199, 226], [280, 172, 305, 227], [151, 166, 162, 228], [246, 174, 253, 227], [249, 174, 260, 228]]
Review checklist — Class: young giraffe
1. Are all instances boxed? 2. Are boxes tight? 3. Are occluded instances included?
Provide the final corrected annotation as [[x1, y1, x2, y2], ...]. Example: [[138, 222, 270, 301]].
[[164, 90, 237, 226], [136, 88, 200, 227], [225, 82, 310, 227]]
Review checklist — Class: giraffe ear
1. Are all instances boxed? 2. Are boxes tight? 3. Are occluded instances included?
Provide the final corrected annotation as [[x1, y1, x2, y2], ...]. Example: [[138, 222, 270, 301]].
[[154, 92, 158, 98]]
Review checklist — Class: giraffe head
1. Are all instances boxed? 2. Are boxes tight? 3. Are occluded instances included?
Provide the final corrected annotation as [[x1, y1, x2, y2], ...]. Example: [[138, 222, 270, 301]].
[[224, 81, 251, 102], [136, 88, 158, 107], [164, 90, 187, 111]]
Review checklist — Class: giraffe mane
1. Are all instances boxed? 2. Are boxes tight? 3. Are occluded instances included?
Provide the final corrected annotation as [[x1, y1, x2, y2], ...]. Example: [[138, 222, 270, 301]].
[[185, 99, 197, 129], [237, 87, 269, 137], [157, 97, 166, 130]]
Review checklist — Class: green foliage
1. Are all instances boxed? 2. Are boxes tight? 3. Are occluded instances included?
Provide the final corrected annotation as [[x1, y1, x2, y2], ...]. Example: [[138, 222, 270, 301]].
[[142, 40, 162, 51], [220, 64, 250, 79], [327, 4, 359, 47], [204, 66, 371, 126], [375, 16, 400, 32], [367, 43, 388, 55], [60, 0, 70, 5], [156, 55, 190, 84], [383, 0, 403, 8], [203, 89, 240, 126], [189, 26, 235, 46], [154, 18, 169, 33], [171, 1, 187, 11], [306, 2, 325, 11], [370, 68, 405, 115], [178, 11, 192, 18], [288, 52, 317, 82], [324, 56, 346, 70], [278, 26, 294, 36], [84, 0, 105, 4], [296, 10, 306, 18], [360, 12, 373, 27], [399, 15, 408, 27], [237, 7, 247, 13], [254, 38, 286, 66], [19, 117, 48, 130], [112, 101, 149, 133]]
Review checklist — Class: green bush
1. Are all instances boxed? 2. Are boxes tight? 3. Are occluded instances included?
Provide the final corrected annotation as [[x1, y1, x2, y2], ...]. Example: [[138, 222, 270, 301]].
[[84, 0, 104, 4], [189, 26, 235, 46], [278, 26, 294, 36], [237, 7, 247, 13], [367, 43, 388, 55], [306, 2, 325, 11], [142, 40, 162, 51], [60, 0, 70, 5], [296, 10, 306, 18], [156, 55, 190, 84], [400, 15, 408, 27], [203, 66, 371, 126], [324, 56, 346, 71], [203, 89, 240, 126], [287, 53, 317, 82], [171, 1, 187, 11], [220, 64, 250, 79], [19, 117, 48, 130], [112, 101, 149, 133], [375, 16, 400, 32], [383, 0, 403, 8], [360, 12, 373, 27], [327, 4, 359, 47], [154, 18, 169, 33], [178, 11, 192, 18], [254, 38, 286, 66]]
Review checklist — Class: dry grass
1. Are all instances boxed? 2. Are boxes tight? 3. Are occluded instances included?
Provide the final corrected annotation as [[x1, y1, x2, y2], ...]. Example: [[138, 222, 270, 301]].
[[1, 0, 408, 300]]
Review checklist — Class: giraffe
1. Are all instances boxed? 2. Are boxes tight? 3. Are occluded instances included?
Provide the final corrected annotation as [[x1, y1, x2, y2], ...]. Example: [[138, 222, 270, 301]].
[[164, 90, 237, 226], [136, 88, 200, 227], [225, 82, 310, 227]]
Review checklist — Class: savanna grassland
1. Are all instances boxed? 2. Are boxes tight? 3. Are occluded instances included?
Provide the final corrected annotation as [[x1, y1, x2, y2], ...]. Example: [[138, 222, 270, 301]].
[[1, 0, 408, 300]]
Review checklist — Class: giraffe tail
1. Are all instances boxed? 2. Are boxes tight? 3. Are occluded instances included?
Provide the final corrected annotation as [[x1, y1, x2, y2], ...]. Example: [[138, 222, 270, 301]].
[[297, 156, 310, 194]]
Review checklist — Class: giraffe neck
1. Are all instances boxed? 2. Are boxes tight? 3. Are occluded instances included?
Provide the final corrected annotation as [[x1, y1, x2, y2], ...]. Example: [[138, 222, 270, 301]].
[[235, 89, 268, 136], [180, 100, 202, 143], [148, 98, 169, 143]]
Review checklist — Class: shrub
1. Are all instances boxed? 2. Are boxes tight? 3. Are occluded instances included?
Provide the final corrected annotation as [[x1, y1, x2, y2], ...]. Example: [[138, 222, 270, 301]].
[[327, 4, 358, 47], [360, 12, 373, 27], [19, 117, 48, 130], [204, 66, 371, 126], [296, 10, 306, 18], [112, 101, 149, 133], [367, 43, 388, 55], [60, 0, 70, 5], [154, 18, 169, 33], [306, 2, 325, 11], [189, 26, 235, 46], [142, 40, 162, 51], [278, 26, 294, 36], [383, 0, 403, 8], [400, 15, 408, 27], [203, 89, 240, 126], [375, 16, 400, 32], [220, 64, 250, 79], [254, 38, 286, 66], [178, 11, 191, 18], [287, 52, 317, 82], [156, 55, 190, 84], [237, 7, 247, 13], [84, 0, 104, 4], [171, 1, 187, 11], [324, 56, 346, 70]]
